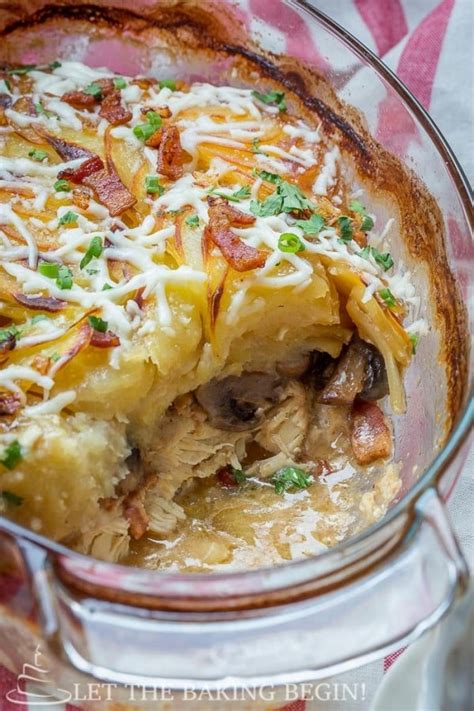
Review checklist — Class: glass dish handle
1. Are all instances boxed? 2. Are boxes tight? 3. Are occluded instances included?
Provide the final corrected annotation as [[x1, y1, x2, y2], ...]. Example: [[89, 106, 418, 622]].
[[13, 486, 470, 688]]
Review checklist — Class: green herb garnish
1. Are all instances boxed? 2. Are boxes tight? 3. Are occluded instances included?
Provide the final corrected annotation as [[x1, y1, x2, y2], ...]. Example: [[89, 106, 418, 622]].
[[278, 232, 305, 253], [337, 216, 353, 242], [358, 246, 394, 271], [295, 214, 325, 235], [208, 185, 251, 203], [252, 89, 286, 112], [250, 180, 314, 217], [50, 352, 61, 362], [1, 490, 23, 506], [0, 441, 23, 470], [83, 82, 102, 99], [80, 235, 103, 270], [8, 64, 36, 76], [88, 315, 108, 332], [34, 102, 54, 118], [253, 168, 281, 184], [38, 262, 73, 289], [379, 287, 396, 308], [102, 283, 113, 291], [272, 466, 314, 495], [145, 175, 165, 195], [113, 77, 127, 90], [231, 468, 247, 485], [0, 325, 20, 344], [38, 262, 59, 278], [28, 149, 48, 162], [58, 211, 78, 226], [49, 60, 62, 70], [409, 333, 419, 354], [133, 111, 162, 141], [159, 79, 176, 90], [350, 199, 374, 232], [185, 214, 199, 228], [251, 138, 262, 154], [53, 179, 71, 192]]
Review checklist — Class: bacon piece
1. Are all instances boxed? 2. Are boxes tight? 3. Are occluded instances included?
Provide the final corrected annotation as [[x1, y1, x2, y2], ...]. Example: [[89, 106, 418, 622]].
[[90, 330, 121, 348], [350, 400, 392, 465], [14, 293, 66, 312], [0, 393, 21, 416], [61, 90, 97, 108], [156, 125, 185, 180], [44, 133, 136, 216], [12, 96, 36, 116], [58, 155, 104, 182], [145, 129, 163, 149], [99, 91, 132, 126], [206, 199, 266, 272]]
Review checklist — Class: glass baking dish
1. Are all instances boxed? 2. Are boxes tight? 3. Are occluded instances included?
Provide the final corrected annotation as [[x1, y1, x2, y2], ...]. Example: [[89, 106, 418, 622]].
[[0, 0, 472, 701]]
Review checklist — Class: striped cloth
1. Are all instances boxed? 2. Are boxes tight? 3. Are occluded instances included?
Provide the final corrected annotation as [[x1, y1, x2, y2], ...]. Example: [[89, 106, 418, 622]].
[[0, 1, 471, 709]]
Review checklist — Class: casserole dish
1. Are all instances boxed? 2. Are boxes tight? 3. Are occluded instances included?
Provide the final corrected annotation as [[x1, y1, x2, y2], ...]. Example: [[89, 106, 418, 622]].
[[0, 0, 472, 702]]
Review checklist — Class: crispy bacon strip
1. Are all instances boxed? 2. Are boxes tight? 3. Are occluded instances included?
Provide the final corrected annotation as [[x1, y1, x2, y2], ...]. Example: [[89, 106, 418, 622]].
[[90, 330, 120, 348], [156, 125, 185, 180], [99, 91, 132, 126], [14, 293, 66, 312], [0, 393, 21, 416], [44, 134, 136, 216], [350, 400, 392, 465], [62, 78, 116, 109], [206, 199, 266, 272]]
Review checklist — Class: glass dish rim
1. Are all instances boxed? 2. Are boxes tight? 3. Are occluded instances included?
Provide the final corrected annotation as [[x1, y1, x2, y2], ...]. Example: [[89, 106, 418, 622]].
[[0, 0, 472, 592]]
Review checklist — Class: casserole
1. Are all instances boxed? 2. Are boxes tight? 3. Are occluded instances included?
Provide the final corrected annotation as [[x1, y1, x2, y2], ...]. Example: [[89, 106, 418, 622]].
[[0, 0, 471, 701]]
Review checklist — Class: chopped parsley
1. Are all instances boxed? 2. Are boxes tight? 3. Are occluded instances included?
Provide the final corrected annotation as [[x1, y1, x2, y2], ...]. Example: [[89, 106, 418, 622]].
[[271, 466, 314, 495], [185, 214, 200, 228], [8, 64, 36, 75], [0, 325, 20, 344], [295, 214, 325, 235], [53, 179, 71, 192], [83, 82, 102, 99], [0, 441, 23, 470], [252, 89, 286, 112], [38, 262, 73, 289], [1, 490, 23, 506], [231, 468, 247, 485], [102, 283, 113, 291], [49, 60, 62, 70], [208, 185, 251, 202], [159, 79, 176, 90], [350, 199, 374, 232], [409, 333, 419, 354], [80, 235, 103, 269], [145, 175, 165, 195], [358, 245, 394, 271], [113, 77, 127, 90], [379, 287, 396, 308], [133, 111, 162, 141], [28, 149, 48, 162], [278, 232, 305, 253], [250, 180, 314, 217], [337, 215, 353, 242], [88, 315, 108, 332], [58, 211, 78, 226]]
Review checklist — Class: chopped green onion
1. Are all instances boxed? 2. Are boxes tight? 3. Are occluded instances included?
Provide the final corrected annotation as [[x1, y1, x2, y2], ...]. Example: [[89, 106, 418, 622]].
[[53, 179, 71, 192], [253, 168, 282, 184], [278, 232, 305, 253], [56, 265, 73, 290], [252, 89, 286, 112], [83, 82, 102, 98], [145, 175, 165, 195], [88, 315, 108, 332], [295, 214, 325, 235], [102, 283, 113, 291], [337, 216, 353, 242], [58, 211, 78, 226], [272, 466, 313, 495], [231, 468, 247, 485], [49, 60, 62, 70], [34, 102, 53, 117], [28, 149, 48, 162], [1, 490, 23, 506], [0, 441, 23, 470], [358, 246, 394, 271], [409, 333, 419, 354], [38, 262, 59, 278], [251, 138, 262, 154], [113, 77, 127, 90], [0, 325, 20, 344], [159, 79, 176, 90], [80, 235, 103, 269], [379, 287, 396, 308], [185, 214, 199, 228]]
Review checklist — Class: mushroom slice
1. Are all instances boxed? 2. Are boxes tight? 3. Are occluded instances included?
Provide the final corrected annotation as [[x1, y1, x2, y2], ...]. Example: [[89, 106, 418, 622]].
[[195, 372, 284, 431]]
